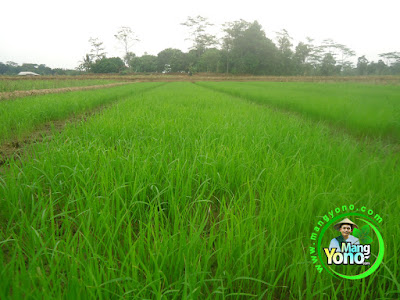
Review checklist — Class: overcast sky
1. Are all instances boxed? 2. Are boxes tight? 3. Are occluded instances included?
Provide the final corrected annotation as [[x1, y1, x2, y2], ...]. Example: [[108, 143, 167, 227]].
[[1, 0, 399, 69]]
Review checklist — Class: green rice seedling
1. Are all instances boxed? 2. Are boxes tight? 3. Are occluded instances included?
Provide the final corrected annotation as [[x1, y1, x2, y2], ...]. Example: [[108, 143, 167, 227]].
[[197, 81, 400, 142], [0, 79, 120, 92], [0, 82, 163, 143], [0, 82, 399, 299]]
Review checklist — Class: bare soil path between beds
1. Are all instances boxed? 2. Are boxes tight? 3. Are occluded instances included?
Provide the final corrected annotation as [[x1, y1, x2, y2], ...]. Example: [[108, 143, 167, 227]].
[[0, 82, 130, 101]]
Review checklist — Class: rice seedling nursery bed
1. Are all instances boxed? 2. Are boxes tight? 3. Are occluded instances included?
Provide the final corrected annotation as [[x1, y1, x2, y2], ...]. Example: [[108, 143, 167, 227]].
[[0, 82, 163, 144], [0, 79, 121, 92], [0, 81, 399, 299]]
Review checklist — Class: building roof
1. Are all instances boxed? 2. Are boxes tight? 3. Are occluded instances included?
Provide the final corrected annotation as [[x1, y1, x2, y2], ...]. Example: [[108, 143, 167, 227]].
[[18, 71, 40, 76]]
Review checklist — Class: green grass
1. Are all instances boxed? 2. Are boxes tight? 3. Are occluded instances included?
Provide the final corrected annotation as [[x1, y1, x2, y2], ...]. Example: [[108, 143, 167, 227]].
[[0, 79, 121, 92], [0, 82, 399, 299], [0, 82, 163, 144], [197, 81, 400, 142]]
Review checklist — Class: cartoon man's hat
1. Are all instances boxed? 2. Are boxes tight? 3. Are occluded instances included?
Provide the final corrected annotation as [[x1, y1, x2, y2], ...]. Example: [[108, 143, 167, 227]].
[[334, 218, 358, 231]]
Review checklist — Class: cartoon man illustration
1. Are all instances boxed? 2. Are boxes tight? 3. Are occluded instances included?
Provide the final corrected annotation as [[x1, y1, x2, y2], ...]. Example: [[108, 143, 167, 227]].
[[329, 218, 360, 252]]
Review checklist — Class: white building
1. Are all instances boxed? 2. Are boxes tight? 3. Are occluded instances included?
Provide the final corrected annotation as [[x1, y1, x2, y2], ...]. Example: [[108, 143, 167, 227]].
[[18, 71, 40, 76]]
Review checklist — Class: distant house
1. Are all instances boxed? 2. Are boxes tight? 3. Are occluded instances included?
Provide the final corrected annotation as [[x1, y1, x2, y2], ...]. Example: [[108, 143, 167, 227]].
[[18, 71, 40, 76]]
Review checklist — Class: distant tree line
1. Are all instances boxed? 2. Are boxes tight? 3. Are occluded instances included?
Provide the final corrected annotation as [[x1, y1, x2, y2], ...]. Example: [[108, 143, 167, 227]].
[[0, 62, 80, 76], [2, 17, 400, 76], [78, 18, 400, 75]]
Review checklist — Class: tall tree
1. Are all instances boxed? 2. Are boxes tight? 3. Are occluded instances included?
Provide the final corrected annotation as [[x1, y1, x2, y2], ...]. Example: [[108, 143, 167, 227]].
[[124, 52, 136, 70], [20, 63, 39, 72], [293, 42, 310, 64], [303, 37, 324, 74], [320, 53, 337, 76], [276, 29, 293, 54], [222, 20, 277, 75], [78, 54, 93, 72], [336, 44, 356, 73], [378, 52, 400, 66], [367, 60, 388, 75], [6, 61, 19, 68], [134, 54, 158, 73], [91, 57, 125, 73], [293, 42, 311, 75], [181, 16, 217, 57], [114, 27, 139, 65], [222, 20, 251, 73], [89, 37, 106, 61], [275, 29, 294, 75], [357, 55, 369, 75], [336, 44, 355, 65], [198, 48, 222, 73], [0, 62, 9, 74], [157, 48, 187, 73], [318, 39, 355, 73], [320, 39, 338, 58]]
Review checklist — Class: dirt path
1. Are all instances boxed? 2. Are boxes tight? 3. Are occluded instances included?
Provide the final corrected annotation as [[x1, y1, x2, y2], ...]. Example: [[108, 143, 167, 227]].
[[0, 82, 130, 101]]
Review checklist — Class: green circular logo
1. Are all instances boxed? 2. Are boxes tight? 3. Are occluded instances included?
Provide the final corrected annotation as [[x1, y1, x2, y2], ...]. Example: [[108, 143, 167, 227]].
[[315, 212, 384, 279]]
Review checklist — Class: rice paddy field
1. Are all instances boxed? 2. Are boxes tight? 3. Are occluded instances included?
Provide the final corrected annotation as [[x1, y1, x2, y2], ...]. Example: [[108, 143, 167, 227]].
[[0, 80, 399, 299], [0, 79, 119, 92]]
